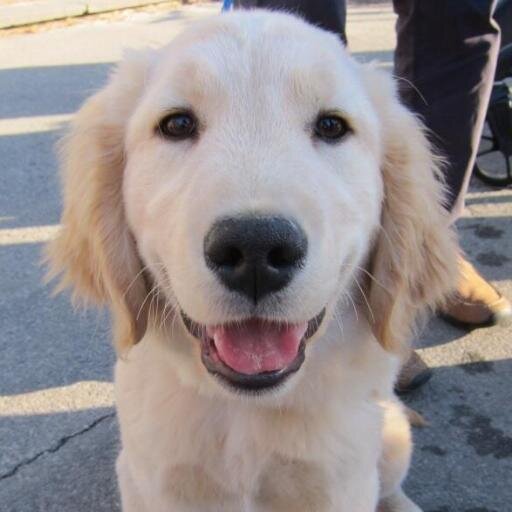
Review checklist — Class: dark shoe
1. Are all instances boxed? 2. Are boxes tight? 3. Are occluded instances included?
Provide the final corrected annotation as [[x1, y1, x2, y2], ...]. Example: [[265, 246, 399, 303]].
[[394, 351, 432, 395], [441, 256, 512, 328]]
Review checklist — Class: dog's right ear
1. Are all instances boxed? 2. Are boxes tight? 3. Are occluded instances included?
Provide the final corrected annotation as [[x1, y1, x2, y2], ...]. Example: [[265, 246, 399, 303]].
[[45, 51, 156, 354], [360, 65, 459, 355]]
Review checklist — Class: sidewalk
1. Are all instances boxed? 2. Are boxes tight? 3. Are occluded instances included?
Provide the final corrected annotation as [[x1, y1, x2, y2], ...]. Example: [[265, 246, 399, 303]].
[[0, 0, 177, 29], [0, 0, 389, 30], [0, 2, 510, 510]]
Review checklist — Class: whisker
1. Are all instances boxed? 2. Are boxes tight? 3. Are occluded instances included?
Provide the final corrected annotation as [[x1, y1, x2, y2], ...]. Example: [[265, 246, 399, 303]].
[[159, 300, 169, 330], [352, 275, 375, 324], [345, 290, 359, 323], [353, 266, 385, 290], [162, 299, 178, 330], [136, 281, 160, 322], [332, 308, 345, 339], [339, 261, 389, 294], [122, 264, 151, 300], [392, 75, 428, 107]]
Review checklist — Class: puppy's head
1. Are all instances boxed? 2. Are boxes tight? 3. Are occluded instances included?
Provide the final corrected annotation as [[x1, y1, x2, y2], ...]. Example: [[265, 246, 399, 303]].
[[47, 11, 457, 397]]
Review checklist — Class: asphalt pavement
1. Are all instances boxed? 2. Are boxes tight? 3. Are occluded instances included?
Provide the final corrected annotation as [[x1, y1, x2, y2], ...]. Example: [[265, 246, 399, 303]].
[[0, 2, 511, 511]]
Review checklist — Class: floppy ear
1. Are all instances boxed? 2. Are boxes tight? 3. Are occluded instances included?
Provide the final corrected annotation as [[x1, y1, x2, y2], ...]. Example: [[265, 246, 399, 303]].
[[361, 67, 459, 354], [45, 52, 154, 354]]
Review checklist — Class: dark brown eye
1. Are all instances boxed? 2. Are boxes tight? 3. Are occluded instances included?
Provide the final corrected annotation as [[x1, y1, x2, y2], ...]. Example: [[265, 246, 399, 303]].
[[314, 114, 350, 142], [157, 112, 197, 140]]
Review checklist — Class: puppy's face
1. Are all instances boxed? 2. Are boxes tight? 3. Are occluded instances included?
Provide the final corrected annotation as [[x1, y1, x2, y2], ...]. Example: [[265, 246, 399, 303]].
[[122, 13, 384, 396], [49, 11, 456, 401]]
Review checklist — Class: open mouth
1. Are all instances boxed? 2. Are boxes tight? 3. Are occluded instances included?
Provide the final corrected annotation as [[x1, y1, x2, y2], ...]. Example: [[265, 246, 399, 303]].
[[181, 309, 325, 393]]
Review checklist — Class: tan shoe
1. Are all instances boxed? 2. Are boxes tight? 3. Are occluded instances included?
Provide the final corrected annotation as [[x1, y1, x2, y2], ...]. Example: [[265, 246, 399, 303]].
[[441, 256, 512, 327], [394, 351, 432, 395]]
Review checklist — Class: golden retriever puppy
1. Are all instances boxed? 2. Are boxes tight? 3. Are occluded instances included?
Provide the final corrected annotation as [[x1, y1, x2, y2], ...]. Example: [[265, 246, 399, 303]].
[[47, 10, 457, 512]]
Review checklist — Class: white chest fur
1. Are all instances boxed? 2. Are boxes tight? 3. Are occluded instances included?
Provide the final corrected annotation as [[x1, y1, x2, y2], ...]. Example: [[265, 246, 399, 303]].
[[115, 319, 397, 512]]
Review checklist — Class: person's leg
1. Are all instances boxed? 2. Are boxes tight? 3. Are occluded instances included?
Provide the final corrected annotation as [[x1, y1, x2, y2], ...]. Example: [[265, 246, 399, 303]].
[[393, 0, 511, 327], [393, 0, 500, 214], [233, 0, 347, 43]]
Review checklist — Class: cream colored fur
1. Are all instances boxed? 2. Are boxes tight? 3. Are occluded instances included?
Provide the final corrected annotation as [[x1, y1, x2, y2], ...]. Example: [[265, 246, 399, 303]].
[[46, 10, 458, 512]]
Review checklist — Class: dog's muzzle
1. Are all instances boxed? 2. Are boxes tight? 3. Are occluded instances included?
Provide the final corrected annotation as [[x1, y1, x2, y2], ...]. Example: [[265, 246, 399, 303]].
[[181, 309, 325, 393], [179, 214, 322, 393]]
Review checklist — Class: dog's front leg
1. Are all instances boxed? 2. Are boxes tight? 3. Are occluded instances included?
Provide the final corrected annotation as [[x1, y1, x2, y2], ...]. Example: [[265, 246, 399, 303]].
[[378, 489, 422, 512], [117, 451, 150, 512], [377, 400, 422, 512], [117, 464, 203, 512], [330, 467, 380, 512], [117, 452, 192, 512], [117, 451, 249, 512]]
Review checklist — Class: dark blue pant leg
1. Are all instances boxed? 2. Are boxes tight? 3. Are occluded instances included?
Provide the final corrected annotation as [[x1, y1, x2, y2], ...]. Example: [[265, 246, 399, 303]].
[[393, 0, 501, 213], [233, 0, 347, 43]]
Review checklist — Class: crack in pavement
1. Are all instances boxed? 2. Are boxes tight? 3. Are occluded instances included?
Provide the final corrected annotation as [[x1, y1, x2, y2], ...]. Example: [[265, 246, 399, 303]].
[[0, 412, 115, 481]]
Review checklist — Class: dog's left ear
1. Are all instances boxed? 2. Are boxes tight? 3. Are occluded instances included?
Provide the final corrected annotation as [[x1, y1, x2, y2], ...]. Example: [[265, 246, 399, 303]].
[[45, 51, 155, 354], [361, 66, 459, 354]]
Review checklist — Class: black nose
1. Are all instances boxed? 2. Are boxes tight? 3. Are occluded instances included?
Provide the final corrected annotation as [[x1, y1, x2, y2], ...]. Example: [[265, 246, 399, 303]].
[[204, 215, 307, 303]]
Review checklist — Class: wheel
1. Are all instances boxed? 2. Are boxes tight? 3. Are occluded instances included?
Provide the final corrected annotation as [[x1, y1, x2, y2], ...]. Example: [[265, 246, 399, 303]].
[[474, 44, 512, 187], [495, 43, 512, 81], [474, 122, 512, 186]]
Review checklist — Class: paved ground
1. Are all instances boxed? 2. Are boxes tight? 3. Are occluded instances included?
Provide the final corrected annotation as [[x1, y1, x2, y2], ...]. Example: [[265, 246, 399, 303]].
[[0, 0, 181, 29], [0, 2, 511, 511]]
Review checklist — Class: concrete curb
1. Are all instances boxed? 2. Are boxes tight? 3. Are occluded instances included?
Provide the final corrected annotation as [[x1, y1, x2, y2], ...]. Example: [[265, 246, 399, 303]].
[[0, 1, 389, 30], [0, 0, 176, 29]]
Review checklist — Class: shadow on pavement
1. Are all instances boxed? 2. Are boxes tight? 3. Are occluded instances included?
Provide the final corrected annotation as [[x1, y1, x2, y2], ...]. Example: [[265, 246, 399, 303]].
[[148, 8, 188, 25], [0, 240, 113, 397], [404, 358, 512, 512], [0, 129, 63, 229], [457, 215, 512, 283], [0, 64, 113, 119], [0, 408, 120, 512]]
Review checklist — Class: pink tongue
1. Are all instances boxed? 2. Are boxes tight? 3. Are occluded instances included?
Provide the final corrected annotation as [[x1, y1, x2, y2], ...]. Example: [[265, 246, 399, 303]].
[[207, 320, 308, 375]]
